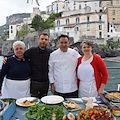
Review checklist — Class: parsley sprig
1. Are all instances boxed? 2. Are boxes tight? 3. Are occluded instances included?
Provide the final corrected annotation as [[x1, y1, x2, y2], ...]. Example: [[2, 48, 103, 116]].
[[25, 103, 64, 120]]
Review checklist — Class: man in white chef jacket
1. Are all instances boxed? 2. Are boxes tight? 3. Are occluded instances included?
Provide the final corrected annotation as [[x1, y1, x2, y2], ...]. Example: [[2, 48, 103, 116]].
[[48, 34, 81, 98]]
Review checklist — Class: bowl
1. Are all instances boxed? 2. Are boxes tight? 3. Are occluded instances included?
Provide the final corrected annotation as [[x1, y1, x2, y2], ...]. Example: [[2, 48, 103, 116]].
[[112, 108, 120, 116], [82, 97, 90, 102], [93, 105, 101, 110]]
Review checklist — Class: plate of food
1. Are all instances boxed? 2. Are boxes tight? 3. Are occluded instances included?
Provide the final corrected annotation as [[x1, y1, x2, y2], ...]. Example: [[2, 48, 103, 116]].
[[16, 97, 39, 107], [82, 97, 97, 103], [104, 91, 120, 102], [63, 101, 81, 111], [63, 112, 75, 120], [77, 108, 115, 120], [41, 95, 64, 104]]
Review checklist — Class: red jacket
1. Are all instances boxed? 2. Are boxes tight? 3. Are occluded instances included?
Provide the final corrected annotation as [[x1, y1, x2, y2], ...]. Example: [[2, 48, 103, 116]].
[[77, 54, 108, 91]]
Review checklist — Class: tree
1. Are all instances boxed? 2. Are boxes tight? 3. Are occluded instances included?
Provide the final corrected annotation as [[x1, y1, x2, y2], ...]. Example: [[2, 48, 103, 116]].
[[31, 12, 62, 32], [17, 24, 28, 39], [45, 12, 62, 28], [31, 15, 46, 32]]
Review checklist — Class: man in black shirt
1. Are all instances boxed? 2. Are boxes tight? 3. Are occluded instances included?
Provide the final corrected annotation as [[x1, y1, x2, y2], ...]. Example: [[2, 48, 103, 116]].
[[2, 33, 52, 98], [24, 33, 53, 98]]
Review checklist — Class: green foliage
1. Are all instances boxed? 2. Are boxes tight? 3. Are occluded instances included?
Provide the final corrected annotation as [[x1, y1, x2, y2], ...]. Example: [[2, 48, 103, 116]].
[[31, 12, 62, 31], [99, 44, 109, 50], [1, 31, 9, 41], [25, 103, 64, 120], [45, 12, 62, 28], [31, 15, 46, 31], [17, 25, 28, 38]]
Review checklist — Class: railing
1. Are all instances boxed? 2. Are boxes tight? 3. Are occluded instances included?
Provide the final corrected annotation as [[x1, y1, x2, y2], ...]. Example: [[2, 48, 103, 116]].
[[48, 67, 120, 95], [105, 67, 120, 91]]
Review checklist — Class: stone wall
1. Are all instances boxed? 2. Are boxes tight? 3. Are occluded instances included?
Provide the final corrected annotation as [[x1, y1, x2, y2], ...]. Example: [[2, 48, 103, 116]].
[[2, 36, 39, 56]]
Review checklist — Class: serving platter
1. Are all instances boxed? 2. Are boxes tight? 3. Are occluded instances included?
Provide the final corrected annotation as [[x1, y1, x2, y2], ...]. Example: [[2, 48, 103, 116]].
[[63, 101, 82, 111], [16, 97, 39, 107], [103, 91, 120, 103], [41, 95, 64, 104]]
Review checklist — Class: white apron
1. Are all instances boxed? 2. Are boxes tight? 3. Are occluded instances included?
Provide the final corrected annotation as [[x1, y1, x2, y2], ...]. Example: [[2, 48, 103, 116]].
[[78, 80, 98, 98], [1, 78, 31, 99]]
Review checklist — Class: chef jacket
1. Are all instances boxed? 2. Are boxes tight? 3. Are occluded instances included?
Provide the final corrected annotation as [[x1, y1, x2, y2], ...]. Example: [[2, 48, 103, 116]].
[[49, 48, 80, 93]]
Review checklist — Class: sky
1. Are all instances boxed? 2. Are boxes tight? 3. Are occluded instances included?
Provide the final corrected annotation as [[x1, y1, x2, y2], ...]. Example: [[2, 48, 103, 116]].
[[0, 0, 57, 26]]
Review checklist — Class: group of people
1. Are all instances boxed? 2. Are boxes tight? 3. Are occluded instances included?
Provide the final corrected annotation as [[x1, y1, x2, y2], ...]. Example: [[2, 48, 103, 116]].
[[0, 33, 108, 99]]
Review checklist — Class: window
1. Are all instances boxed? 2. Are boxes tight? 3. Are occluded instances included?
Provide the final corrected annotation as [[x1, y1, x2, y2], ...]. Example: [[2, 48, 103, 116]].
[[51, 6, 53, 12], [57, 20, 60, 26], [107, 2, 109, 5], [113, 18, 115, 24], [11, 30, 13, 33], [99, 32, 102, 38], [74, 1, 76, 5], [87, 24, 90, 31], [112, 10, 115, 15], [74, 6, 76, 10], [67, 32, 69, 36], [116, 0, 119, 4], [87, 16, 89, 22], [95, 3, 97, 6], [11, 26, 13, 29], [99, 16, 101, 21], [66, 19, 69, 25], [66, 3, 68, 7], [79, 4, 81, 9], [76, 18, 79, 24], [77, 27, 79, 31], [56, 4, 58, 12], [99, 23, 102, 30], [58, 27, 59, 32]]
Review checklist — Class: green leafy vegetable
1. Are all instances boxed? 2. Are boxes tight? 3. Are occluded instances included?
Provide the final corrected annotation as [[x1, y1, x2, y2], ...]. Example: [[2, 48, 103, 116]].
[[25, 103, 64, 120], [1, 98, 14, 104]]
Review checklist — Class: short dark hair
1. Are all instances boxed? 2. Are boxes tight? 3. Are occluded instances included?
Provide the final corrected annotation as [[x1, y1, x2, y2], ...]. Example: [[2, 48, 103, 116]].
[[81, 41, 93, 48], [39, 33, 49, 38], [58, 34, 69, 41]]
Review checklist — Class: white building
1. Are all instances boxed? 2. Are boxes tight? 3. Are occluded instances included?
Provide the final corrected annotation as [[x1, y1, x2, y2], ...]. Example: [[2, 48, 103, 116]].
[[46, 0, 65, 14], [9, 23, 24, 40], [53, 11, 107, 43]]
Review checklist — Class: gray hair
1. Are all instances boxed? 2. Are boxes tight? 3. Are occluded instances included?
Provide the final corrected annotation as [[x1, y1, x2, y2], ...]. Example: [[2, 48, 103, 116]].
[[13, 41, 26, 50]]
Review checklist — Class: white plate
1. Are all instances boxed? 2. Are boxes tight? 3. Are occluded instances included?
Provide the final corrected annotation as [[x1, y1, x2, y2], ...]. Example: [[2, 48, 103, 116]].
[[16, 97, 39, 107], [82, 97, 97, 103], [92, 103, 99, 106], [41, 95, 64, 104]]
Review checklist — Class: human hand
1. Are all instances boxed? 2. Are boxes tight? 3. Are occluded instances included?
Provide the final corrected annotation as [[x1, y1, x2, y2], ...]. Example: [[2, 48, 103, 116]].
[[51, 84, 55, 94], [98, 84, 105, 94], [98, 88, 104, 94], [73, 47, 79, 52], [2, 57, 7, 65]]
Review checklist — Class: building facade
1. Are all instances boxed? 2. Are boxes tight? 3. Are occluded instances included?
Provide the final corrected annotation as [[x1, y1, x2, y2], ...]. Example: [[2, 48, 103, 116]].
[[54, 11, 107, 43]]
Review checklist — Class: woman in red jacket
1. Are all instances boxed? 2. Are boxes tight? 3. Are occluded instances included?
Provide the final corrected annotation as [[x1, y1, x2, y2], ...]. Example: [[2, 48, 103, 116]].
[[77, 41, 108, 97]]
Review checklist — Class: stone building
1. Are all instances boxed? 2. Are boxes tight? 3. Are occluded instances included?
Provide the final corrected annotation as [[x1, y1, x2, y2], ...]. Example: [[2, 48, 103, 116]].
[[31, 7, 41, 19], [53, 11, 107, 43], [102, 0, 120, 38], [46, 0, 65, 14]]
